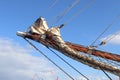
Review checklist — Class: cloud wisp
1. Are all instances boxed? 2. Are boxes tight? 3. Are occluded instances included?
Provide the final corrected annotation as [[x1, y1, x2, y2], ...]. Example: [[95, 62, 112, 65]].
[[0, 38, 59, 80], [0, 37, 118, 80], [101, 31, 120, 45]]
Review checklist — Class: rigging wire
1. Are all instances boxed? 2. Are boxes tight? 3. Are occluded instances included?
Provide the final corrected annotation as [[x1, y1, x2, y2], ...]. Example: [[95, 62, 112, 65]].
[[100, 31, 120, 45], [42, 0, 59, 16], [46, 0, 95, 27], [90, 14, 120, 47], [97, 58, 113, 80], [109, 60, 120, 67], [64, 0, 96, 25], [56, 0, 80, 23], [47, 47, 89, 80], [94, 45, 120, 67], [99, 67, 112, 80], [48, 0, 59, 10], [23, 38, 75, 80]]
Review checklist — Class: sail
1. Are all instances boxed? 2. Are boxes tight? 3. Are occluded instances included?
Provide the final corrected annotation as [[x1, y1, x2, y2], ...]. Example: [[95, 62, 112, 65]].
[[17, 17, 120, 76], [30, 17, 48, 34], [17, 30, 120, 76]]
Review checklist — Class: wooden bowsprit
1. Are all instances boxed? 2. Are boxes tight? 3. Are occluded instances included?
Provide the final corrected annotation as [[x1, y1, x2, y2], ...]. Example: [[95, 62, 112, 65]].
[[17, 26, 120, 77]]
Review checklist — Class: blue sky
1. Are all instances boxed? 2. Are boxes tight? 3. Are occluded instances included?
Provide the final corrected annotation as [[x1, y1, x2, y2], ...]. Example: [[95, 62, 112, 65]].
[[0, 0, 120, 80]]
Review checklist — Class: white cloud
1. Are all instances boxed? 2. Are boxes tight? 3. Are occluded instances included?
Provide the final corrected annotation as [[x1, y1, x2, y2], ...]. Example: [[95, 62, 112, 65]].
[[0, 37, 118, 80], [0, 38, 59, 80], [101, 31, 120, 45]]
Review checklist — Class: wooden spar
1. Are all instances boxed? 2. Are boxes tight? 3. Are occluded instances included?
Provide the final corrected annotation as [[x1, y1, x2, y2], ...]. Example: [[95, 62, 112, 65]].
[[17, 31, 120, 76], [66, 42, 120, 62]]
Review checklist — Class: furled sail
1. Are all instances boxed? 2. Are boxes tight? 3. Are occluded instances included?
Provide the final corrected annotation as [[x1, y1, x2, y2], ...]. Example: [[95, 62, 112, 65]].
[[17, 17, 120, 76], [29, 17, 48, 34]]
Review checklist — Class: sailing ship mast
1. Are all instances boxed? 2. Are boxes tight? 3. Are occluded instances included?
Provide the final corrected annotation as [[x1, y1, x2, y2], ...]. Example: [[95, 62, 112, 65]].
[[17, 17, 120, 77]]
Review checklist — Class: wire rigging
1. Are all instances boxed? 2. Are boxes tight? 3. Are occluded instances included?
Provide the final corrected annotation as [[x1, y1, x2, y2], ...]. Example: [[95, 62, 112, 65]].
[[90, 14, 120, 47], [42, 0, 59, 16], [24, 37, 89, 80], [21, 1, 120, 79], [23, 38, 75, 80], [56, 0, 80, 23], [99, 67, 112, 80], [47, 47, 89, 80], [48, 0, 59, 10], [101, 31, 120, 45], [64, 0, 96, 24], [97, 58, 113, 80]]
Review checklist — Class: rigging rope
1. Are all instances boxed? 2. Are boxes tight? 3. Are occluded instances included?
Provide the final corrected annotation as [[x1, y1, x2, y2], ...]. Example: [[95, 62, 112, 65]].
[[90, 14, 120, 47], [48, 0, 59, 10], [47, 47, 89, 80], [97, 58, 113, 80], [64, 0, 95, 24], [100, 31, 120, 45], [23, 38, 75, 80], [42, 0, 59, 16], [99, 67, 112, 80], [56, 0, 80, 23]]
